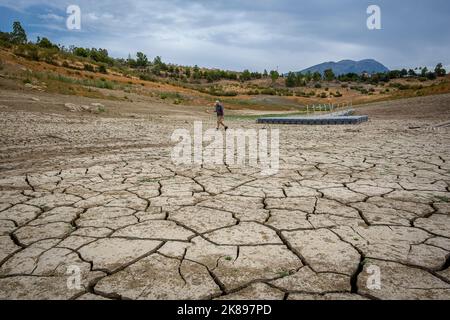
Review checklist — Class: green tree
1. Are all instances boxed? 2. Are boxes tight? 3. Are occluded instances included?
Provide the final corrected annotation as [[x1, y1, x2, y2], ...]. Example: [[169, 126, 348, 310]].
[[435, 63, 446, 77], [127, 54, 137, 68], [296, 74, 306, 86], [421, 67, 428, 77], [388, 70, 402, 79], [270, 70, 279, 83], [153, 56, 163, 66], [192, 65, 201, 79], [324, 69, 335, 81], [11, 21, 27, 44], [304, 71, 312, 82], [285, 72, 297, 87], [36, 37, 58, 50], [312, 72, 322, 81], [153, 56, 167, 71], [185, 67, 191, 78], [251, 71, 262, 79], [136, 52, 148, 67], [74, 47, 89, 57], [427, 72, 437, 80], [89, 48, 110, 63], [240, 69, 251, 81]]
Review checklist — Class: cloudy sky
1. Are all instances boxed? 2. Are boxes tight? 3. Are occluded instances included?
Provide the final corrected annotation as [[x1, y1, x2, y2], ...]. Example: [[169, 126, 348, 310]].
[[1, 0, 449, 72]]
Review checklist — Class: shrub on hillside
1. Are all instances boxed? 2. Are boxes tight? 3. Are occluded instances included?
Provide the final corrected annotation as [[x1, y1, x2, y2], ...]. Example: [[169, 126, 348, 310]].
[[39, 48, 59, 65], [139, 74, 156, 81], [209, 88, 238, 96], [14, 44, 39, 61], [260, 88, 276, 95], [84, 64, 95, 72], [37, 37, 58, 50], [0, 32, 12, 48], [97, 65, 107, 74], [426, 72, 437, 80], [73, 47, 89, 57]]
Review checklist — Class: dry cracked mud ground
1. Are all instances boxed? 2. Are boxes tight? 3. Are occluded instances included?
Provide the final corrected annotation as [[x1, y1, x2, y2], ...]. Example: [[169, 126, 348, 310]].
[[0, 89, 449, 300]]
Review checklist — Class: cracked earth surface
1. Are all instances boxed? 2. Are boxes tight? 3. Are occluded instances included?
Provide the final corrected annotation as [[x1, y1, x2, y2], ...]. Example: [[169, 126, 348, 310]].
[[0, 91, 449, 300]]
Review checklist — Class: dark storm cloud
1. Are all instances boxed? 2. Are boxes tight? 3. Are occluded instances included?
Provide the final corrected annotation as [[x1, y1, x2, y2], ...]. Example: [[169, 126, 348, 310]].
[[1, 0, 449, 71]]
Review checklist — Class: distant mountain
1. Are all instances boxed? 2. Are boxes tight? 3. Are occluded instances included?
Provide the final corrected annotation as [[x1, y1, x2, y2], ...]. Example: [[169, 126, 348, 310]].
[[294, 59, 389, 76]]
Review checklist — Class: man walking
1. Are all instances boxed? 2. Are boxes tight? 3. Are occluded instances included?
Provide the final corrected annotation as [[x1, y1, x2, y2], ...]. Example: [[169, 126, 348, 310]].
[[211, 100, 228, 131]]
